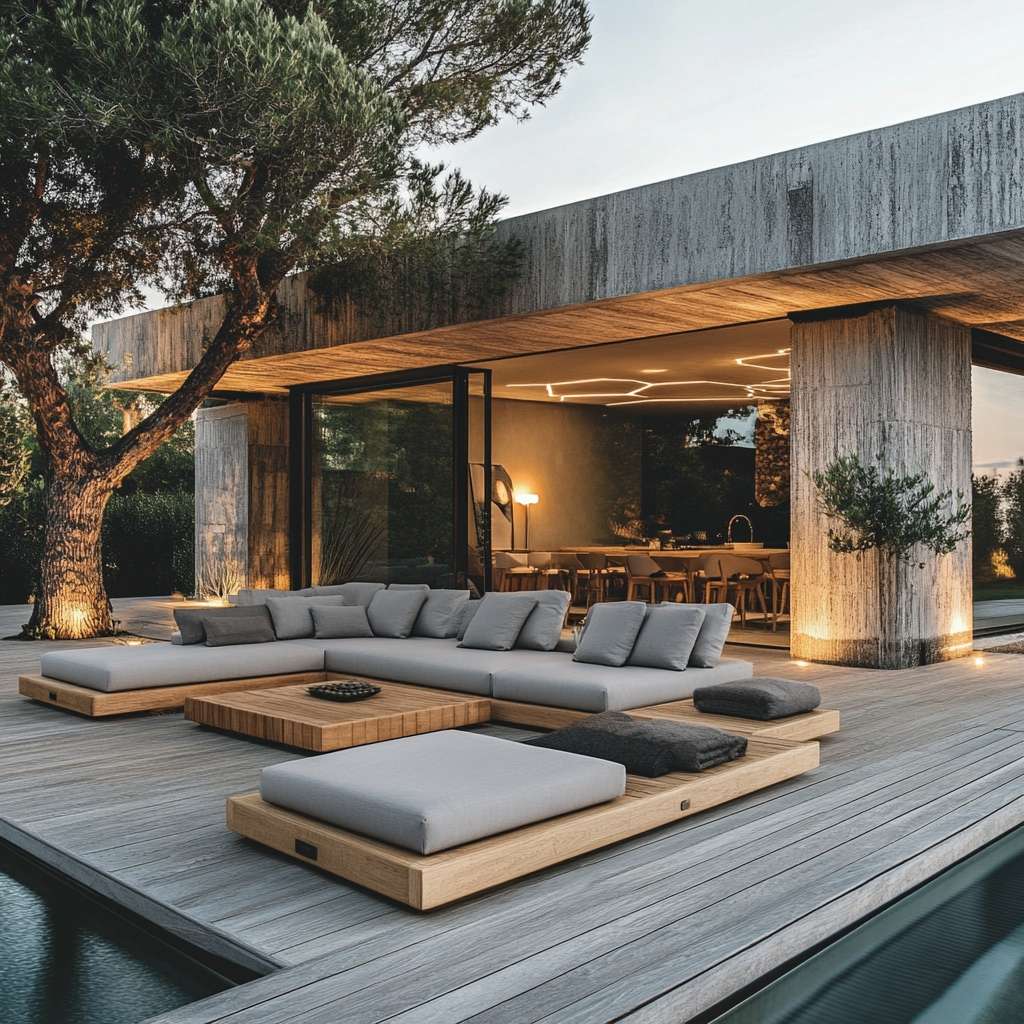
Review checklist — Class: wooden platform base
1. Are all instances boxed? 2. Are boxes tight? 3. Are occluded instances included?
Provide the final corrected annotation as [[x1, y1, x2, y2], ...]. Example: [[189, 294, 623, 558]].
[[489, 698, 840, 741], [18, 671, 327, 717], [227, 736, 820, 909]]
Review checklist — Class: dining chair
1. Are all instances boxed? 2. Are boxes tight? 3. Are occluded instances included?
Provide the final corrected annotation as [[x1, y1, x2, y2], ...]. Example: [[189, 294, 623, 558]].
[[712, 554, 769, 627], [767, 551, 791, 631], [531, 551, 574, 591], [625, 554, 691, 603], [493, 551, 540, 592], [575, 552, 609, 606]]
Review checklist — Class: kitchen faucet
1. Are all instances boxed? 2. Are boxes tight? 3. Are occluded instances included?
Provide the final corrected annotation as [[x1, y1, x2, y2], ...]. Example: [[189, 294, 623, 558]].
[[726, 514, 753, 544]]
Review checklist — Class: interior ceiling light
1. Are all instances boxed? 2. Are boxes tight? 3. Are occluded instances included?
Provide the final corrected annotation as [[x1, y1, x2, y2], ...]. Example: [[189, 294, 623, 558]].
[[506, 348, 791, 406]]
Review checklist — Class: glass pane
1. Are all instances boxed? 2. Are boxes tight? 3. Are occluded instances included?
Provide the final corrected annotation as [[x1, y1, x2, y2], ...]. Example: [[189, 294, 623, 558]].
[[467, 371, 490, 595], [311, 381, 455, 586]]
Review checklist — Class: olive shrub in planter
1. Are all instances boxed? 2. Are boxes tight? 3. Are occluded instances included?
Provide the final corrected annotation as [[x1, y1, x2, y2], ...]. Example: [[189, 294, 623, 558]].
[[812, 455, 971, 669]]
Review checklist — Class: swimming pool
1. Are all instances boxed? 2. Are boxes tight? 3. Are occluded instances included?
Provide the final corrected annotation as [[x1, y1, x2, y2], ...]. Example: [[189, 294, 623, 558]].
[[0, 840, 233, 1023], [714, 826, 1024, 1023]]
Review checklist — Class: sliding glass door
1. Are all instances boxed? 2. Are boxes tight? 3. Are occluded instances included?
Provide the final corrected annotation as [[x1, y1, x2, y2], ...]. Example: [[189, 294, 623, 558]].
[[290, 367, 490, 592]]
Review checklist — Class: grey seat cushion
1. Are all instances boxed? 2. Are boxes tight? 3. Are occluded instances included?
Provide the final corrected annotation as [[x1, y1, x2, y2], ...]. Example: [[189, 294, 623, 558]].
[[40, 641, 325, 693], [321, 637, 502, 695], [491, 655, 755, 712], [260, 730, 626, 854]]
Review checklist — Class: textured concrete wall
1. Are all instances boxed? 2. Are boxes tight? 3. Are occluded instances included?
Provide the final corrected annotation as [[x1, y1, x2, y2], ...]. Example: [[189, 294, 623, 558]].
[[96, 92, 1024, 382], [790, 304, 973, 668]]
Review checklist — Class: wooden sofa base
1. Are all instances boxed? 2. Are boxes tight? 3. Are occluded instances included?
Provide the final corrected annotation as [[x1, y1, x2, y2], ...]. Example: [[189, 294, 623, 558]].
[[18, 672, 327, 718], [227, 736, 820, 910], [489, 697, 840, 741]]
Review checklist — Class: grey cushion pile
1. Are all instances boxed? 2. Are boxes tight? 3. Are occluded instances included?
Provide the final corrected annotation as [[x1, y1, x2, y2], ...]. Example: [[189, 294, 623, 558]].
[[366, 589, 429, 638], [628, 604, 706, 671], [260, 730, 626, 854], [174, 605, 274, 645], [693, 678, 821, 720], [573, 602, 647, 667], [266, 596, 348, 640], [527, 710, 747, 776], [311, 605, 373, 639], [459, 593, 537, 651]]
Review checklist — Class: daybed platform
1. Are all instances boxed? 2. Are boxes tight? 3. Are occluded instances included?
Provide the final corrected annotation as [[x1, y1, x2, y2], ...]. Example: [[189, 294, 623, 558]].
[[227, 733, 820, 910]]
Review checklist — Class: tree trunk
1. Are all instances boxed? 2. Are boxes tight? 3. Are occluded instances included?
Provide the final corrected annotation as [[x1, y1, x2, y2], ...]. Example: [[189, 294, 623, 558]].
[[28, 474, 114, 639]]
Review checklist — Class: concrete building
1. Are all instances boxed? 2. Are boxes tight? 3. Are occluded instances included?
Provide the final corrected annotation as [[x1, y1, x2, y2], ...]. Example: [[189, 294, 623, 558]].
[[95, 92, 1024, 668]]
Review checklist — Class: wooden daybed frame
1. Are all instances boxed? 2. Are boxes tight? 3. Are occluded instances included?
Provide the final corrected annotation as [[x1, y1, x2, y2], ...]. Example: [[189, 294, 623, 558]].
[[227, 735, 821, 910]]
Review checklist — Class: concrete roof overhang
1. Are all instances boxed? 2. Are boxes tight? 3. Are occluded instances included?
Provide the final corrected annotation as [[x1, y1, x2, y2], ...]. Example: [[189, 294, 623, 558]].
[[95, 91, 1024, 395]]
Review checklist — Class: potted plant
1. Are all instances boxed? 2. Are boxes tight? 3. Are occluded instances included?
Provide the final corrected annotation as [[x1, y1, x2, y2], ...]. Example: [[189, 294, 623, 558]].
[[811, 454, 971, 668]]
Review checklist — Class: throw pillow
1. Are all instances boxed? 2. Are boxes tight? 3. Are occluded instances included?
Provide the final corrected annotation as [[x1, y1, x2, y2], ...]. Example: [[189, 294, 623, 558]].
[[628, 604, 706, 671], [311, 605, 374, 639], [201, 606, 276, 647], [413, 589, 472, 639], [516, 590, 572, 650], [311, 582, 386, 606], [458, 594, 537, 651], [266, 596, 348, 640], [455, 599, 482, 640], [573, 602, 647, 667], [366, 589, 429, 638], [526, 711, 747, 776], [388, 583, 431, 591], [677, 602, 734, 667], [174, 605, 272, 645]]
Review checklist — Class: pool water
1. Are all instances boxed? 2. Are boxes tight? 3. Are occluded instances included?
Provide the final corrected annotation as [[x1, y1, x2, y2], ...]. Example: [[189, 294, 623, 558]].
[[714, 826, 1024, 1024], [0, 841, 232, 1023]]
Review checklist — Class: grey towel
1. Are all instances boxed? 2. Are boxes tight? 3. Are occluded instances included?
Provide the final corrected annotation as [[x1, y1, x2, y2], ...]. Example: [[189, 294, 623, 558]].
[[693, 678, 821, 720], [526, 711, 747, 777]]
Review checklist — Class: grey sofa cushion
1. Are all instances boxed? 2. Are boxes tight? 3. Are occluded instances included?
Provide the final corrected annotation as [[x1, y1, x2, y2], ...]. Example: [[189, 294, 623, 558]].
[[203, 611, 276, 646], [573, 602, 647, 667], [311, 605, 373, 639], [266, 596, 348, 640], [260, 730, 625, 854], [459, 594, 537, 651], [174, 605, 274, 645], [366, 589, 429, 638], [388, 583, 431, 591], [455, 600, 482, 640], [311, 582, 386, 606], [693, 678, 822, 720], [517, 590, 571, 651], [40, 640, 325, 693], [682, 602, 734, 667], [321, 637, 498, 695], [527, 711, 747, 776], [231, 588, 295, 606], [413, 589, 471, 639], [491, 654, 755, 712], [628, 604, 706, 671]]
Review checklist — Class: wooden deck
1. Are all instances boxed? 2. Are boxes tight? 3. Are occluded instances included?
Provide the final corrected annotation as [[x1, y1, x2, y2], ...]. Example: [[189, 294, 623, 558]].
[[2, 623, 1024, 1023]]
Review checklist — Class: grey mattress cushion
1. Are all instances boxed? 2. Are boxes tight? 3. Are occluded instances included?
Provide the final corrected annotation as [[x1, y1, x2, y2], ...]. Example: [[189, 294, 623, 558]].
[[311, 582, 386, 606], [693, 678, 822, 720], [40, 640, 325, 693], [528, 710, 748, 776], [260, 729, 625, 854], [203, 611, 276, 646], [366, 589, 429, 638], [413, 589, 471, 639], [455, 599, 482, 640], [628, 604, 706, 671], [311, 605, 373, 639], [492, 654, 755, 712], [266, 596, 348, 640], [517, 590, 572, 651], [174, 605, 273, 645], [681, 602, 734, 667], [321, 637, 500, 695], [573, 601, 647, 667], [459, 593, 537, 651]]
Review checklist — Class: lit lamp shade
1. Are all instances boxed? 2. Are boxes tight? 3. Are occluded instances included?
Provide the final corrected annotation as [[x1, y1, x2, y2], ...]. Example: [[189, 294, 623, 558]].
[[515, 492, 539, 506]]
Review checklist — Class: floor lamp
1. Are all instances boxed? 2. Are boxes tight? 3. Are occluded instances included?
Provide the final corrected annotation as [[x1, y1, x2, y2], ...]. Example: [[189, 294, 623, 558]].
[[515, 492, 539, 552]]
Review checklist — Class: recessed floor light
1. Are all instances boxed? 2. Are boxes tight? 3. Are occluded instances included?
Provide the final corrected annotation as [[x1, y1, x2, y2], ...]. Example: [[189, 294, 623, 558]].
[[640, 368, 668, 373]]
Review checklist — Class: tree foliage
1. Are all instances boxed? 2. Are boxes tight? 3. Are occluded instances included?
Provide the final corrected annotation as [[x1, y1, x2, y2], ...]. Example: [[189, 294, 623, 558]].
[[812, 453, 971, 563]]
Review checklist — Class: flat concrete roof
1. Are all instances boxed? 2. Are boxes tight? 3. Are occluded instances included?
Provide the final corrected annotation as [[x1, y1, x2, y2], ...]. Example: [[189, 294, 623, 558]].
[[96, 91, 1024, 393]]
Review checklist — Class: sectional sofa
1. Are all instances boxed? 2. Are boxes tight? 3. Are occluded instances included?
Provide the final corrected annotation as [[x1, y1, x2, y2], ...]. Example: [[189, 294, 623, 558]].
[[19, 582, 754, 718]]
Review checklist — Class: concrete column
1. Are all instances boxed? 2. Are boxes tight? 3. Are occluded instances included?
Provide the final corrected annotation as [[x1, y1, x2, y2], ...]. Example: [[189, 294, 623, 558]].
[[194, 399, 289, 594], [790, 303, 972, 668]]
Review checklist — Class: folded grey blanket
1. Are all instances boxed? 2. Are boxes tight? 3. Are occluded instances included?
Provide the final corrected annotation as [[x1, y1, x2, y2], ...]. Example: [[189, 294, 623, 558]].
[[693, 678, 821, 720], [526, 711, 747, 777]]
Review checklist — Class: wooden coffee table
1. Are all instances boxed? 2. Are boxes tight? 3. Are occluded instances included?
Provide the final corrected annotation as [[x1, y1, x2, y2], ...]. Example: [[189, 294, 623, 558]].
[[184, 678, 491, 752]]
